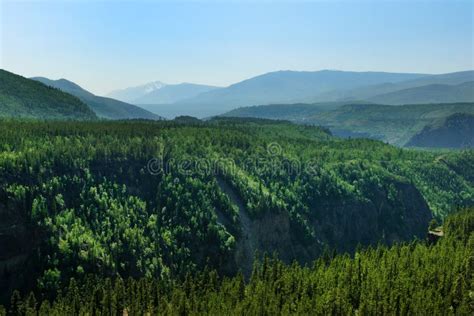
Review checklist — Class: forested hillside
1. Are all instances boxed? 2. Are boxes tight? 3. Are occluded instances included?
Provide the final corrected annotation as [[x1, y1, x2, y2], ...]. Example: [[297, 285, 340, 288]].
[[32, 77, 161, 120], [406, 113, 474, 148], [222, 102, 344, 121], [2, 209, 473, 315], [0, 119, 473, 309], [223, 102, 474, 145], [0, 70, 96, 120]]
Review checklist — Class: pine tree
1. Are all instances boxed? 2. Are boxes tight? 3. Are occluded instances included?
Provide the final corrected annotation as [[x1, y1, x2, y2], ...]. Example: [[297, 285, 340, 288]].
[[8, 291, 22, 316], [23, 293, 37, 316]]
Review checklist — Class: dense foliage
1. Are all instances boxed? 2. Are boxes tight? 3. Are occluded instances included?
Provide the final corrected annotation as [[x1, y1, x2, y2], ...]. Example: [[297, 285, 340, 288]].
[[0, 70, 96, 120], [2, 209, 473, 315], [0, 119, 473, 309]]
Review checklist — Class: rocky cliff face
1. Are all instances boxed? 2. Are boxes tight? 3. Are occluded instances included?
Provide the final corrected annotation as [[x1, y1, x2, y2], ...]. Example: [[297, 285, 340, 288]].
[[217, 176, 432, 277], [311, 180, 432, 253], [0, 202, 37, 303]]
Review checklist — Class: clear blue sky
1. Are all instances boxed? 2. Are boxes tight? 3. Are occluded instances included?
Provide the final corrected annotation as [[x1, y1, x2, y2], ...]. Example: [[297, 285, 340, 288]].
[[1, 0, 473, 95]]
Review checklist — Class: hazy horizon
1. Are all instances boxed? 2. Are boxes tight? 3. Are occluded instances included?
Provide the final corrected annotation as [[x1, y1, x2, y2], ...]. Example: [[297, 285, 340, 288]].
[[1, 0, 473, 96]]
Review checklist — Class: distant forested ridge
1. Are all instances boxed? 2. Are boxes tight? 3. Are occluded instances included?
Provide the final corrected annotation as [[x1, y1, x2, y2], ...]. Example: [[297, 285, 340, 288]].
[[0, 70, 96, 120], [367, 81, 474, 105], [406, 113, 474, 148], [223, 102, 474, 146], [0, 119, 473, 308]]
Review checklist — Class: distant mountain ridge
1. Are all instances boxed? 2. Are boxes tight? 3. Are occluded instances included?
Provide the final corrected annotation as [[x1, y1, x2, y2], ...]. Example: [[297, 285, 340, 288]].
[[319, 70, 474, 102], [107, 81, 166, 103], [367, 81, 474, 105], [169, 70, 427, 116], [107, 81, 220, 105], [32, 77, 161, 120], [0, 69, 96, 120], [134, 83, 220, 104]]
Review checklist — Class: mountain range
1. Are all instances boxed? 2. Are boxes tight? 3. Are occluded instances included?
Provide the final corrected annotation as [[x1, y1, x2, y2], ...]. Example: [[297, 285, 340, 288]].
[[2, 68, 474, 128], [107, 81, 220, 105], [106, 81, 166, 103], [133, 83, 219, 104], [317, 70, 474, 102], [32, 77, 161, 120], [116, 70, 474, 118], [173, 70, 426, 107]]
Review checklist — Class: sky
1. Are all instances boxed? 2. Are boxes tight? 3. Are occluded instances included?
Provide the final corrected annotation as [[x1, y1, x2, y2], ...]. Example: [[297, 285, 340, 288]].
[[1, 0, 473, 96]]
